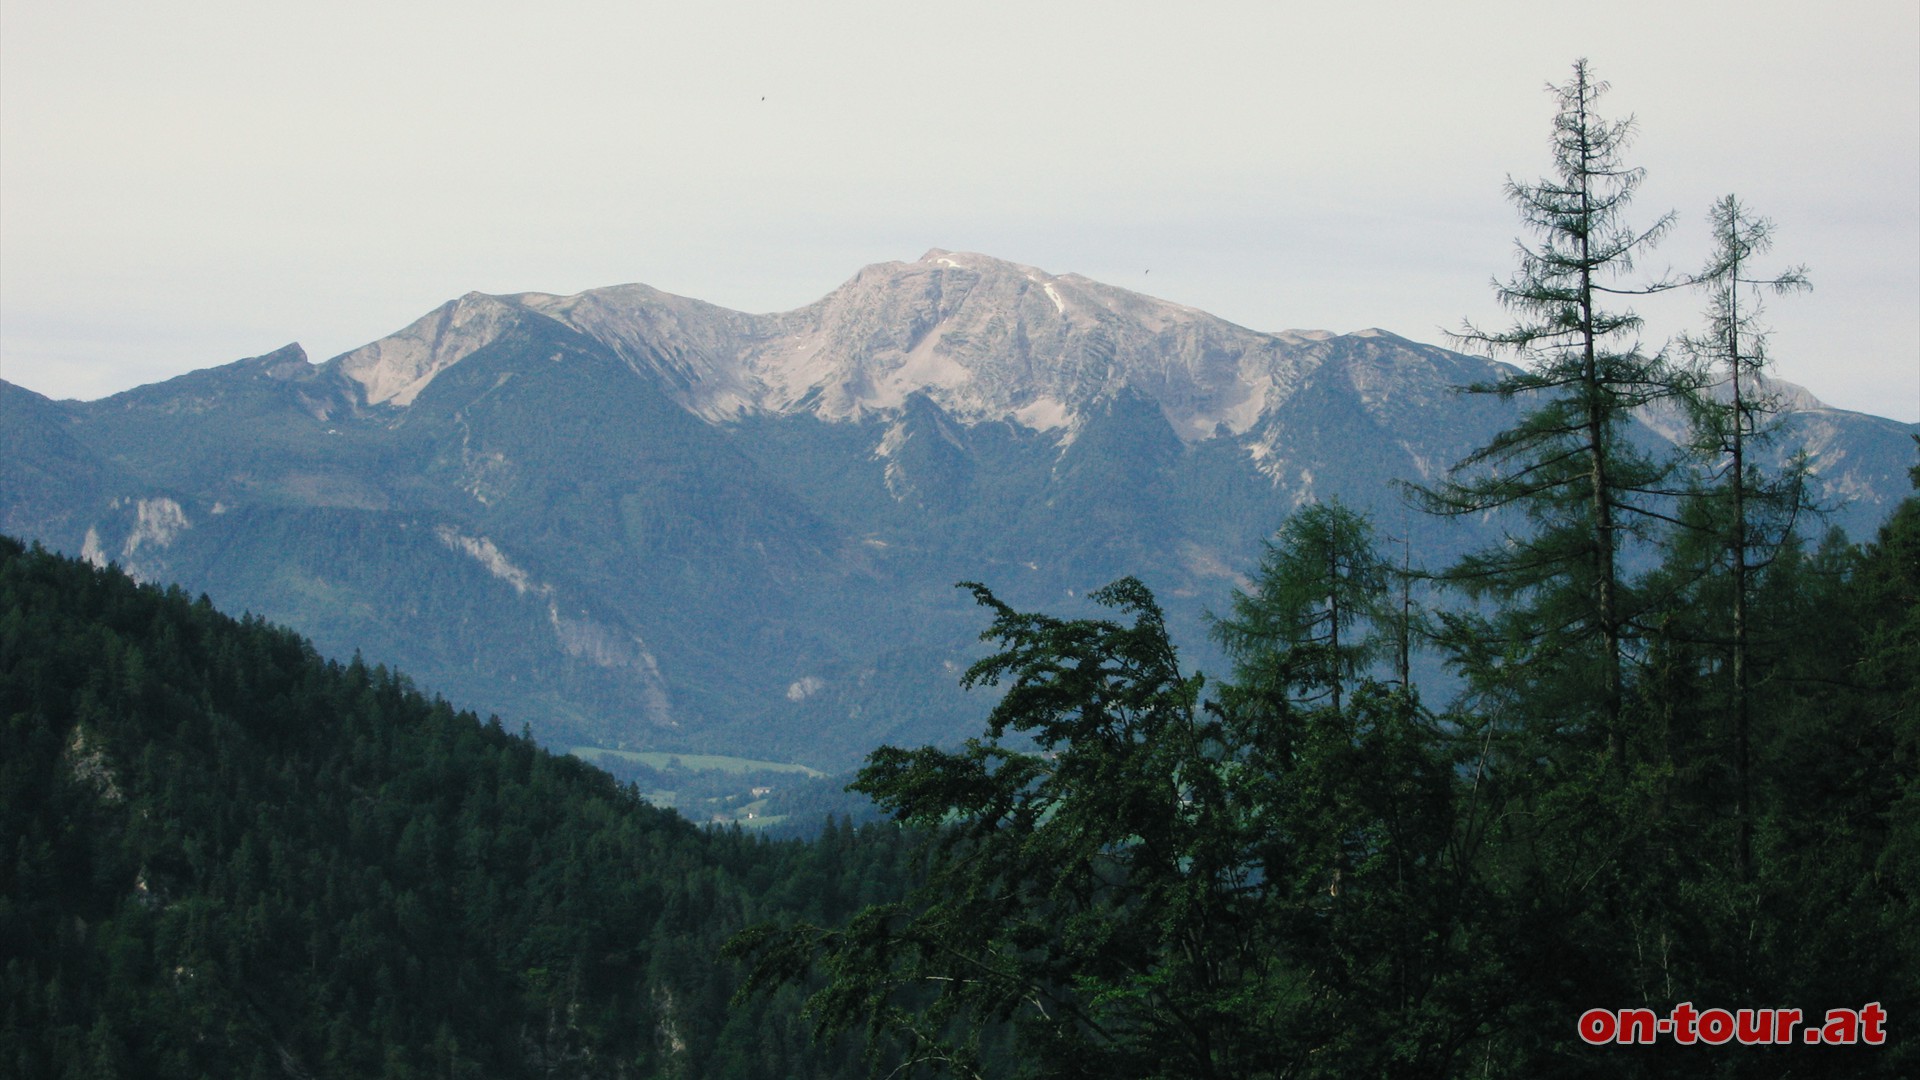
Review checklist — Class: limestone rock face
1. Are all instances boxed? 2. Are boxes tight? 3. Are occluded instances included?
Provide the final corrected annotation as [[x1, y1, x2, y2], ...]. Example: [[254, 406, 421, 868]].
[[335, 292, 525, 407], [326, 251, 1342, 444]]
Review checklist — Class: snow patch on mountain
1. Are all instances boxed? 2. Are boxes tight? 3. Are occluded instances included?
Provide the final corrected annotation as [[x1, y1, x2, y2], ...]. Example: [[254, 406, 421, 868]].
[[874, 420, 914, 501], [1014, 395, 1072, 432]]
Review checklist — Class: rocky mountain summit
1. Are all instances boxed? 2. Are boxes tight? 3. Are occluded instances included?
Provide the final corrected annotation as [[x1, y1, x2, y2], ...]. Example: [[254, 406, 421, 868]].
[[4, 251, 1913, 764], [334, 250, 1451, 441]]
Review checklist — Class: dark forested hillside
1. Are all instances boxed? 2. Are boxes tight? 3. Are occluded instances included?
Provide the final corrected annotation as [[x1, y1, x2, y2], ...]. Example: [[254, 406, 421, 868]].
[[0, 535, 918, 1078]]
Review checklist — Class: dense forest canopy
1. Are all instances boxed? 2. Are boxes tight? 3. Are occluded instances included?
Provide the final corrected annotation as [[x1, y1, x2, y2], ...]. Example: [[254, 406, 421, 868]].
[[8, 448, 1914, 1075], [731, 478, 1917, 1076], [0, 533, 923, 1077]]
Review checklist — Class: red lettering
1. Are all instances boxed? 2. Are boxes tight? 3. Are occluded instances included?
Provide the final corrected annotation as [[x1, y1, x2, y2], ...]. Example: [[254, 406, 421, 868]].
[[1861, 1002, 1887, 1046], [1821, 1008, 1859, 1045], [1574, 1003, 1877, 1047], [1698, 1008, 1735, 1045], [1670, 1002, 1699, 1045], [1619, 1008, 1658, 1044], [1735, 1008, 1771, 1045], [1774, 1007, 1802, 1044], [1578, 1008, 1615, 1045]]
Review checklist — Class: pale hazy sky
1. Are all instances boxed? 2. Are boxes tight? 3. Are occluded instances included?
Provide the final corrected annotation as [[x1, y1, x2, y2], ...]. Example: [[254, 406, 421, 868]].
[[3, 1, 1916, 421]]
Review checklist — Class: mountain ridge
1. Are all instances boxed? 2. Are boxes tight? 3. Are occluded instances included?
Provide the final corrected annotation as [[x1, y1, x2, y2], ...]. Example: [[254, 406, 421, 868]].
[[321, 251, 1461, 444], [4, 251, 1913, 765]]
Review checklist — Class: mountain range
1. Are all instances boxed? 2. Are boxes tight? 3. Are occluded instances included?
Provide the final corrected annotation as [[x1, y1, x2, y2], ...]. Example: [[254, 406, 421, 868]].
[[4, 249, 1913, 766]]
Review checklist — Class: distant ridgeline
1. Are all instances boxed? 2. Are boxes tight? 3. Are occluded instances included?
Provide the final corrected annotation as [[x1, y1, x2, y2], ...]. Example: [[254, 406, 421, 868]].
[[3, 250, 1913, 765], [0, 536, 922, 1077]]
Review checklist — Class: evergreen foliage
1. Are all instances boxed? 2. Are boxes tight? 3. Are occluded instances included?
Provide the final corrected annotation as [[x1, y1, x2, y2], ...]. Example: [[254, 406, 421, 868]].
[[734, 578, 1483, 1077], [1669, 195, 1812, 876], [1412, 58, 1689, 768], [1211, 498, 1392, 714], [736, 481, 1918, 1076], [0, 536, 917, 1078]]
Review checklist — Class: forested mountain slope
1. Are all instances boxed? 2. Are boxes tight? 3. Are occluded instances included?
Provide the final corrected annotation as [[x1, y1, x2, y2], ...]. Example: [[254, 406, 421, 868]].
[[0, 536, 919, 1078]]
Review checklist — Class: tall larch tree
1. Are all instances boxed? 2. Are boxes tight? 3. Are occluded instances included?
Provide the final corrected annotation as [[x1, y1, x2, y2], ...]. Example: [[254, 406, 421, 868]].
[[1210, 498, 1390, 717], [1414, 58, 1685, 769], [1675, 195, 1809, 878]]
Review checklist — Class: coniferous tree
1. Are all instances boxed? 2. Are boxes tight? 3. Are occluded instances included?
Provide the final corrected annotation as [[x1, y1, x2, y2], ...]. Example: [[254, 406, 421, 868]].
[[734, 579, 1248, 1078], [1673, 195, 1809, 878], [1413, 58, 1686, 769], [1211, 498, 1390, 716], [733, 571, 1486, 1078]]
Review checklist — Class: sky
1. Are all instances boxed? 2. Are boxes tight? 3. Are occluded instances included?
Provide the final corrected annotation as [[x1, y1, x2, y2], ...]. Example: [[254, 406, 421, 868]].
[[2, 1, 1916, 422]]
